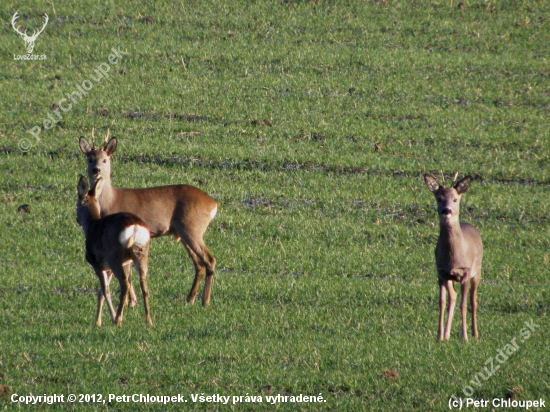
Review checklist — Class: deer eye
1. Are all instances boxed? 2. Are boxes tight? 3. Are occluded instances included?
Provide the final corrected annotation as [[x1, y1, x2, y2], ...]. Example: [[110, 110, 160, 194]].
[[103, 159, 107, 163], [453, 198, 458, 202]]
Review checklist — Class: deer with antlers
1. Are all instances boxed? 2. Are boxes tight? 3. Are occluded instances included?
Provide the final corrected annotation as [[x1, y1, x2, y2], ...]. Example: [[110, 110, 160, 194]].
[[424, 172, 483, 341], [11, 11, 49, 54], [79, 129, 217, 306]]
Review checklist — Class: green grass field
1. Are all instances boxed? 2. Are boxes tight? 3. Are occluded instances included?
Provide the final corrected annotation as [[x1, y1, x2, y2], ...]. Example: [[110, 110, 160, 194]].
[[1, 1, 549, 410]]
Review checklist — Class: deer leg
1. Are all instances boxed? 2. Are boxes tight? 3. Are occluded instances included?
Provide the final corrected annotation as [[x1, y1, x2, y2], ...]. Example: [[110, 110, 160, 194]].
[[103, 270, 117, 323], [183, 238, 216, 306], [181, 240, 206, 304], [132, 247, 152, 326], [438, 282, 446, 340], [470, 276, 480, 339], [95, 269, 106, 326], [139, 270, 152, 326], [112, 266, 130, 326], [444, 280, 457, 340], [460, 281, 471, 341], [96, 269, 116, 325], [123, 263, 138, 307], [202, 247, 216, 306], [96, 287, 105, 327]]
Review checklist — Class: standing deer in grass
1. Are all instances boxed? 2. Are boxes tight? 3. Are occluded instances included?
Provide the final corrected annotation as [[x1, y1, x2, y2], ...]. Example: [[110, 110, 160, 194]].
[[424, 173, 483, 341], [79, 133, 217, 306], [77, 176, 152, 326]]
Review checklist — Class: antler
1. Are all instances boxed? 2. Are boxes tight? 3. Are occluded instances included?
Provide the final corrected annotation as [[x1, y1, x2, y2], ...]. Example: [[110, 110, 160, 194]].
[[104, 127, 110, 143], [11, 12, 48, 40], [11, 12, 27, 37], [91, 127, 96, 149], [28, 14, 48, 41], [452, 171, 459, 183], [439, 170, 445, 184]]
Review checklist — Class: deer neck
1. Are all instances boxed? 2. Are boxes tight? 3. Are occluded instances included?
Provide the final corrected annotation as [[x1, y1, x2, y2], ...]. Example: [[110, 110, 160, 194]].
[[96, 176, 116, 210], [78, 207, 101, 239], [79, 218, 92, 238], [438, 216, 467, 260]]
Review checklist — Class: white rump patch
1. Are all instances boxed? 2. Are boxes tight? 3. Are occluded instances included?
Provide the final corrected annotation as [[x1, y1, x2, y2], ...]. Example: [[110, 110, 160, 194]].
[[210, 205, 218, 220], [133, 225, 150, 246], [119, 225, 150, 247]]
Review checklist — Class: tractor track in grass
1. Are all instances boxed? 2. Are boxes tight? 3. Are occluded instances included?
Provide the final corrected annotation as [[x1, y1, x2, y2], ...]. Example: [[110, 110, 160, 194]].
[[2, 147, 550, 187]]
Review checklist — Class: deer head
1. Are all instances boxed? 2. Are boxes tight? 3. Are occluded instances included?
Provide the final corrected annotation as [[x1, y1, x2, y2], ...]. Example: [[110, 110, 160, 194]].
[[424, 174, 471, 223], [79, 128, 117, 187], [76, 175, 105, 234], [11, 11, 49, 54]]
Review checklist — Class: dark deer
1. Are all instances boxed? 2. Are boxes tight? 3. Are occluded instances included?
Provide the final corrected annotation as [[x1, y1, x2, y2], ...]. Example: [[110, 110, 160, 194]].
[[77, 176, 152, 326]]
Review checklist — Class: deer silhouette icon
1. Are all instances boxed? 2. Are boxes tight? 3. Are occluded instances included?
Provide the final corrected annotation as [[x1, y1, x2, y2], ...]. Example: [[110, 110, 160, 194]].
[[11, 11, 49, 54]]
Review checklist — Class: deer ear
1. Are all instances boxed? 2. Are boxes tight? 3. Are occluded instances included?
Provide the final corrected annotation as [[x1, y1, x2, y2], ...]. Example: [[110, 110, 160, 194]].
[[79, 137, 92, 154], [77, 175, 89, 198], [90, 176, 104, 197], [455, 176, 471, 194], [423, 174, 440, 193], [103, 137, 117, 156]]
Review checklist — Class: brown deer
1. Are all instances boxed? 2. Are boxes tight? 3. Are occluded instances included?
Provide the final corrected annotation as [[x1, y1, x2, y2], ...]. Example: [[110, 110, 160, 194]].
[[424, 173, 483, 341], [79, 133, 217, 306], [77, 176, 152, 326]]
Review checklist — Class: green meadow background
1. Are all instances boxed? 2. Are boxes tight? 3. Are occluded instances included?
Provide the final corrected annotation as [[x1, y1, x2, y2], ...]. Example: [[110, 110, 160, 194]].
[[0, 1, 548, 410]]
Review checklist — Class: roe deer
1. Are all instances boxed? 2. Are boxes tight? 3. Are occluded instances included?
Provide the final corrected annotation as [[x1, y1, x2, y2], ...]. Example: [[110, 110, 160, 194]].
[[77, 176, 152, 326], [424, 173, 483, 341], [79, 133, 217, 306]]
